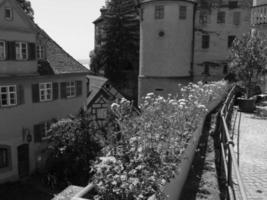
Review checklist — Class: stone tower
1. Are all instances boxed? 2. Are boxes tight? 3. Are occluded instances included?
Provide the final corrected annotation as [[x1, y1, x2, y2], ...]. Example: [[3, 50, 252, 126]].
[[138, 0, 197, 102]]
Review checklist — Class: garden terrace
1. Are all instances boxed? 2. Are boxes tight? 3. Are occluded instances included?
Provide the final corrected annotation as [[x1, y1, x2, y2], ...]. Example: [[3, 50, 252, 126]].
[[53, 81, 229, 200]]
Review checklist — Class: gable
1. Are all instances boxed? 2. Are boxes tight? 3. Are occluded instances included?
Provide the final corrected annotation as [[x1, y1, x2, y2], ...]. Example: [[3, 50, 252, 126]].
[[0, 0, 35, 33]]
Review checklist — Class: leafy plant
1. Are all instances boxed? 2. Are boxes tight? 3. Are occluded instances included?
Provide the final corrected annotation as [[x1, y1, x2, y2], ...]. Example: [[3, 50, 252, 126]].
[[229, 31, 267, 98], [91, 81, 227, 200], [44, 115, 103, 188]]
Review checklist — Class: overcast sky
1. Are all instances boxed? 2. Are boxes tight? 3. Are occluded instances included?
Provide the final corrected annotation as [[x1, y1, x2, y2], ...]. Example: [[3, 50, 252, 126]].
[[30, 0, 106, 61]]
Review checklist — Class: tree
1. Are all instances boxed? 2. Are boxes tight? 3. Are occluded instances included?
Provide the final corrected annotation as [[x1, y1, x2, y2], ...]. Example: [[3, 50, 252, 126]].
[[229, 31, 267, 97], [16, 0, 34, 20], [94, 0, 139, 82]]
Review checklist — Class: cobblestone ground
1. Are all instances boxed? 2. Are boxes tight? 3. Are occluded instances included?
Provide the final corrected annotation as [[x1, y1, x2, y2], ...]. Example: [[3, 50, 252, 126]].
[[232, 105, 267, 200]]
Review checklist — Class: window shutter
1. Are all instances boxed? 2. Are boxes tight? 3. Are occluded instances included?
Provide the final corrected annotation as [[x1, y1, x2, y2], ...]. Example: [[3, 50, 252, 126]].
[[60, 82, 67, 99], [233, 12, 241, 26], [28, 43, 36, 60], [6, 41, 16, 60], [53, 82, 59, 100], [32, 84, 40, 103], [76, 80, 83, 97], [17, 85, 25, 105], [34, 123, 44, 143]]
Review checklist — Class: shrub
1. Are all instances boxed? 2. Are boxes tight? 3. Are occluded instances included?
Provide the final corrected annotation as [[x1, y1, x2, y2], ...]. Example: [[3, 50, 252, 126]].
[[44, 115, 103, 188]]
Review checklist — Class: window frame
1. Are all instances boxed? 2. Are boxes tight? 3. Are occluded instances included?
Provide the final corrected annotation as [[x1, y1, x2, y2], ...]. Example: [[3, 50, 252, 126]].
[[0, 85, 17, 107], [39, 82, 53, 102], [0, 41, 6, 60], [36, 45, 45, 60], [66, 81, 76, 98], [217, 11, 226, 24], [4, 8, 13, 21], [15, 42, 28, 60], [179, 5, 187, 20], [155, 5, 164, 20]]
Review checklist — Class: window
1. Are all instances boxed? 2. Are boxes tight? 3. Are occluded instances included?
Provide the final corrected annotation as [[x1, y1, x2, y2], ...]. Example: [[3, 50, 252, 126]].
[[34, 121, 52, 142], [0, 85, 17, 107], [0, 41, 6, 60], [97, 108, 107, 119], [229, 1, 238, 9], [4, 8, 13, 20], [217, 11, 225, 24], [200, 13, 208, 24], [202, 35, 210, 49], [39, 82, 52, 102], [179, 6, 187, 20], [155, 5, 164, 19], [233, 11, 241, 25], [66, 81, 76, 98], [0, 148, 8, 168], [15, 42, 28, 60], [203, 64, 210, 76], [37, 45, 44, 59], [41, 122, 51, 140], [228, 35, 236, 48]]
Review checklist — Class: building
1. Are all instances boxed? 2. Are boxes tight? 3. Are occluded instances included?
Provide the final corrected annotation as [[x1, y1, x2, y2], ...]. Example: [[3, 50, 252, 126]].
[[0, 0, 90, 183], [251, 0, 267, 92], [139, 0, 196, 100], [138, 0, 252, 101], [194, 0, 252, 82], [86, 75, 124, 128]]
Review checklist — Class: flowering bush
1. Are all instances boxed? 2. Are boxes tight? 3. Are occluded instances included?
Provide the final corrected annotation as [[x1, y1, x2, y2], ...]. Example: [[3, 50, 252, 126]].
[[91, 81, 227, 200]]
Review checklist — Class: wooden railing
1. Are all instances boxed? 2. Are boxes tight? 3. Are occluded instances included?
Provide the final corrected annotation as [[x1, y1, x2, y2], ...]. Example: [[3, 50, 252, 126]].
[[216, 85, 248, 200]]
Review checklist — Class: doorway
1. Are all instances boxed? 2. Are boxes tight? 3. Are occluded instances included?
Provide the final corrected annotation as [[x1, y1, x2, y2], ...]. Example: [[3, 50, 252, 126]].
[[17, 144, 29, 178]]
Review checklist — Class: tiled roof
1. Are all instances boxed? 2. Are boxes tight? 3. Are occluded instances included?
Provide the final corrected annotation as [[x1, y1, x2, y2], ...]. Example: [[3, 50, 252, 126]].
[[36, 26, 90, 75], [46, 39, 90, 75]]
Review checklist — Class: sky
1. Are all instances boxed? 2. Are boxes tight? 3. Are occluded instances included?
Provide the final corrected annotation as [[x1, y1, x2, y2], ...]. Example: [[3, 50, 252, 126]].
[[30, 0, 106, 61]]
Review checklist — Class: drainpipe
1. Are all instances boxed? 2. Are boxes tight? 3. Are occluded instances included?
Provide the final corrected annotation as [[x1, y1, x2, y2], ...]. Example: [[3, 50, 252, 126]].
[[190, 2, 197, 81]]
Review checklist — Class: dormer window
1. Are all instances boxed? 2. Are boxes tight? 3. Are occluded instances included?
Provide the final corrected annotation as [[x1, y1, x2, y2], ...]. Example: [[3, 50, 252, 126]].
[[37, 45, 45, 59], [4, 8, 13, 20], [0, 41, 6, 60], [15, 42, 28, 60]]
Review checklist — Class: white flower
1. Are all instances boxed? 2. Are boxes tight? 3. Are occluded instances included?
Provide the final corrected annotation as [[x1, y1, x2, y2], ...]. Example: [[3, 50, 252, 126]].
[[120, 175, 127, 181], [111, 103, 119, 110], [161, 179, 167, 185]]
